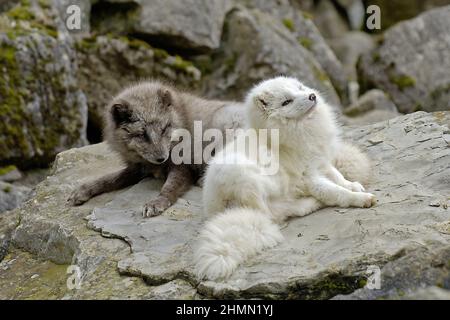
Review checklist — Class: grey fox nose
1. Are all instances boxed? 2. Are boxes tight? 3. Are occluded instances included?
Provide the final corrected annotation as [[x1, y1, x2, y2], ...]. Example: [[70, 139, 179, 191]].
[[156, 158, 165, 163], [309, 93, 316, 102]]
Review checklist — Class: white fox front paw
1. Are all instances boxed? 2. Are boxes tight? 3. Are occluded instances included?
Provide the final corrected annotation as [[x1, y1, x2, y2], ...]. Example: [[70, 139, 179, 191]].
[[352, 193, 376, 208]]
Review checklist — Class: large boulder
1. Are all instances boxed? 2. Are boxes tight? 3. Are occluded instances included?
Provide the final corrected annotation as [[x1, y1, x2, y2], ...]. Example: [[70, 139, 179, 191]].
[[358, 6, 450, 113], [201, 8, 342, 108], [91, 0, 232, 52], [232, 1, 350, 104], [0, 1, 88, 167], [1, 111, 449, 299]]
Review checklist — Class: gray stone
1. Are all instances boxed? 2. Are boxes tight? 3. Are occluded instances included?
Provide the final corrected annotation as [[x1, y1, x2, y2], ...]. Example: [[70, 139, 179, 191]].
[[91, 0, 232, 52], [0, 166, 22, 183], [359, 6, 450, 113], [329, 31, 376, 82], [1, 112, 449, 299], [335, 0, 365, 30], [342, 89, 400, 125], [404, 287, 450, 300], [201, 8, 341, 108], [333, 244, 450, 300], [0, 182, 32, 214], [312, 0, 350, 39]]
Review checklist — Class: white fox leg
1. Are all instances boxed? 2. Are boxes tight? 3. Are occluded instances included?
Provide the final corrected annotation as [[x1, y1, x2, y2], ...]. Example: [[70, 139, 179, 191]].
[[326, 165, 365, 193], [307, 175, 375, 208], [269, 197, 323, 221]]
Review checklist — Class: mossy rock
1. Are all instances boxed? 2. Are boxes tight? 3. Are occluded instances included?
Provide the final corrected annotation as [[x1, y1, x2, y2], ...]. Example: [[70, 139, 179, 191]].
[[0, 2, 87, 168]]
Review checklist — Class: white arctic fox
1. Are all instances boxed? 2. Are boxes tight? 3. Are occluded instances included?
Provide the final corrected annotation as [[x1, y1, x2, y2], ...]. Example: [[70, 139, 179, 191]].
[[195, 77, 376, 280]]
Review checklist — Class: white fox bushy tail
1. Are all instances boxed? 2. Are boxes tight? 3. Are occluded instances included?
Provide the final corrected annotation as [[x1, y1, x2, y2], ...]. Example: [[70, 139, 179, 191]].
[[194, 208, 283, 280], [335, 142, 372, 185]]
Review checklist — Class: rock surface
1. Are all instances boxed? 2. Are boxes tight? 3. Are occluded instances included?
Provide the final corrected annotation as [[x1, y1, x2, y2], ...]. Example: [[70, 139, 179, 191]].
[[0, 111, 449, 299], [359, 6, 450, 113]]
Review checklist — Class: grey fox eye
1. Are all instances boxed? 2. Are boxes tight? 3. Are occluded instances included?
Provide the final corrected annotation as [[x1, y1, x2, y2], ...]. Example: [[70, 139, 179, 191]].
[[143, 131, 151, 142], [282, 99, 293, 106]]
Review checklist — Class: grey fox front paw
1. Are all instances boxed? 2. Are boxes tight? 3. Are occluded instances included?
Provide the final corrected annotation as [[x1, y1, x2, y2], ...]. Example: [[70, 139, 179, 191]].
[[142, 196, 171, 218], [67, 188, 91, 206]]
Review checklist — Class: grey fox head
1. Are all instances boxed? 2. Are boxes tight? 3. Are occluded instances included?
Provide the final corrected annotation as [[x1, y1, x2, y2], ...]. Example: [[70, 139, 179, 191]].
[[106, 82, 186, 165]]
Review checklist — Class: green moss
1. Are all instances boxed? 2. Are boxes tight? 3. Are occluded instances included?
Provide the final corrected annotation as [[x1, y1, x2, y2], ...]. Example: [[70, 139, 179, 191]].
[[4, 1, 58, 39], [0, 28, 82, 167], [372, 52, 381, 63], [299, 37, 313, 50], [292, 274, 366, 299], [390, 75, 416, 91], [412, 103, 423, 112], [302, 12, 314, 20], [192, 55, 213, 75], [282, 18, 295, 32], [0, 165, 17, 175], [75, 37, 98, 51], [38, 0, 50, 9], [224, 52, 238, 72], [171, 55, 194, 72], [6, 5, 35, 21], [153, 47, 169, 60], [430, 83, 450, 102]]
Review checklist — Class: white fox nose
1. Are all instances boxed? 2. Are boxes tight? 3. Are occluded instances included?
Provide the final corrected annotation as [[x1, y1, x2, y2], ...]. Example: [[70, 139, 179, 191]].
[[309, 93, 316, 102]]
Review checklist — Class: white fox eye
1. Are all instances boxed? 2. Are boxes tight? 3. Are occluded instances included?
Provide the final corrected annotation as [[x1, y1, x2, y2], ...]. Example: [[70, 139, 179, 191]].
[[282, 99, 293, 106]]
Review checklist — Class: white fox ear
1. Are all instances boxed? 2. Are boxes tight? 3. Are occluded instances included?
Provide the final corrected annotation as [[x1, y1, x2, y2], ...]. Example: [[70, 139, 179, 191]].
[[253, 92, 271, 113]]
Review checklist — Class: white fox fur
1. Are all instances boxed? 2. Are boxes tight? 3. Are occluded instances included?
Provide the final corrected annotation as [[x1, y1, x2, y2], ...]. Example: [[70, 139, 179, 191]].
[[195, 77, 375, 280]]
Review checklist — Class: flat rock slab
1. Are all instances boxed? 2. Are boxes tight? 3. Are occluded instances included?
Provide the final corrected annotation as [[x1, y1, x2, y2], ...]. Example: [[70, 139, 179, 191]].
[[86, 112, 450, 299], [2, 111, 450, 299]]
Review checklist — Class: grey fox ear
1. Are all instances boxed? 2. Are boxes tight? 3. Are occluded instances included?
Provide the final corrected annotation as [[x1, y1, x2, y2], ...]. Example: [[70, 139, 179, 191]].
[[111, 103, 133, 125], [157, 89, 172, 107]]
